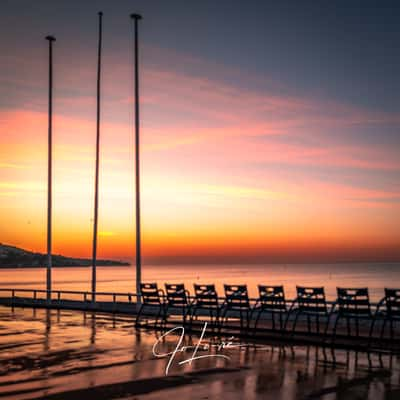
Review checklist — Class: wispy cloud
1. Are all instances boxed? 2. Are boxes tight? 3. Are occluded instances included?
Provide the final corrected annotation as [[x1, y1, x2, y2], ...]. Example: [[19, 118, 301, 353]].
[[0, 162, 28, 169], [0, 45, 399, 258]]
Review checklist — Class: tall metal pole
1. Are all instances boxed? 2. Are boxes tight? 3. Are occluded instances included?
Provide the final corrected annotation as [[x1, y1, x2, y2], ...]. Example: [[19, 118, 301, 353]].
[[130, 13, 142, 304], [45, 35, 55, 302], [91, 12, 103, 302]]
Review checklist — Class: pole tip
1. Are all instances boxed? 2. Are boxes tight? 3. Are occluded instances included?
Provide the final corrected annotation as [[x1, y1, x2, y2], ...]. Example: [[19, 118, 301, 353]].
[[45, 35, 56, 41], [130, 13, 142, 20], [98, 11, 103, 16]]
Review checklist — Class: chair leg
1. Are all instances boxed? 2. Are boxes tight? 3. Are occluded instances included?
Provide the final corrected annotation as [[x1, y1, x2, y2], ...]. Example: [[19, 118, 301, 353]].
[[331, 315, 340, 344], [241, 309, 248, 333], [369, 315, 376, 341], [279, 311, 283, 331], [271, 311, 276, 331], [346, 317, 351, 336], [283, 309, 293, 332], [380, 317, 387, 340], [292, 311, 300, 335], [216, 308, 223, 334], [183, 306, 191, 327], [217, 308, 221, 326], [154, 306, 162, 328], [390, 319, 394, 341], [221, 307, 229, 330], [249, 307, 256, 330], [246, 310, 250, 332], [209, 309, 215, 331], [368, 315, 377, 348], [253, 310, 262, 336], [189, 306, 196, 330], [135, 304, 144, 327], [164, 305, 171, 326], [324, 313, 331, 338]]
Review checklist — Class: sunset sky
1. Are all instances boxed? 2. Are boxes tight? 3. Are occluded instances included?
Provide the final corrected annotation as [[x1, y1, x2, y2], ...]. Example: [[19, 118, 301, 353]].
[[0, 0, 399, 264]]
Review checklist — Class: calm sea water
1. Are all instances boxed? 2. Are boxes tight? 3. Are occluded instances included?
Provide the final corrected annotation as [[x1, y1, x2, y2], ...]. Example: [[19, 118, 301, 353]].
[[0, 262, 399, 301]]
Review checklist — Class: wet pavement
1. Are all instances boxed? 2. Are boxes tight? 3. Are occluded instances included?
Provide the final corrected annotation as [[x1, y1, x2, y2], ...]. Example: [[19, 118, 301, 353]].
[[0, 306, 399, 399]]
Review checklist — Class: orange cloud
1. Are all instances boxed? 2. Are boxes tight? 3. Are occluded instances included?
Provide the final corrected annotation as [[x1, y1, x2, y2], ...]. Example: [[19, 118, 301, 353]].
[[1, 43, 399, 262]]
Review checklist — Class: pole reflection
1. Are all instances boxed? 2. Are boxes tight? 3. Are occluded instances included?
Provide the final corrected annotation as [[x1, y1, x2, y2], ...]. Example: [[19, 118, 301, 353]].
[[1, 306, 399, 400]]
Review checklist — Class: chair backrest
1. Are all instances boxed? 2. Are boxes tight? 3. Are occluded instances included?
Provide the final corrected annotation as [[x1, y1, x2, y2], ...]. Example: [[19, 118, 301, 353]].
[[165, 283, 189, 307], [385, 288, 400, 318], [296, 286, 327, 313], [337, 288, 371, 316], [193, 284, 219, 308], [140, 283, 162, 305], [258, 285, 286, 311], [224, 284, 249, 309]]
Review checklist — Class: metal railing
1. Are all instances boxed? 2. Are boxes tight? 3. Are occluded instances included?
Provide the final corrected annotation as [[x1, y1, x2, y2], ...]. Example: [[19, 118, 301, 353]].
[[0, 288, 139, 304], [0, 287, 382, 310]]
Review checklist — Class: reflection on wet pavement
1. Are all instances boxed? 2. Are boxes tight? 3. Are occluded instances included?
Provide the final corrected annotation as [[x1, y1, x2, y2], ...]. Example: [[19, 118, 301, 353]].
[[0, 306, 399, 399]]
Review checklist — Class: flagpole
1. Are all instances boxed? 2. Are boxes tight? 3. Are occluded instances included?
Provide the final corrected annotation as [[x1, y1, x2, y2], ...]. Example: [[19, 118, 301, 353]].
[[91, 12, 103, 302], [130, 13, 142, 304], [45, 35, 55, 302]]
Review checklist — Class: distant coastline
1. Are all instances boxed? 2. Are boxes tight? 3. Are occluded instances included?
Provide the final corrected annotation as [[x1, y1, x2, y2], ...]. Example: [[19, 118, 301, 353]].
[[0, 243, 129, 268]]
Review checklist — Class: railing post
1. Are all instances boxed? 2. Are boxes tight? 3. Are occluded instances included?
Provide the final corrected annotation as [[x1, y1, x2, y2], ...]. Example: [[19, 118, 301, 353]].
[[34, 290, 37, 300], [113, 294, 116, 303], [57, 291, 61, 301], [84, 292, 87, 302]]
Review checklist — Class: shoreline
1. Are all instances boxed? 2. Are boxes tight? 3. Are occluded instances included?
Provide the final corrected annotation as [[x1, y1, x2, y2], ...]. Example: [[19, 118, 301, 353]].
[[0, 264, 130, 269], [1, 260, 399, 268]]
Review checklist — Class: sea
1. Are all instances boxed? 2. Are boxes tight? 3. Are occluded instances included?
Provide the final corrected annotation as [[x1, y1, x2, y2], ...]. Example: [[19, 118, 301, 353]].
[[0, 262, 399, 301], [1, 263, 400, 399]]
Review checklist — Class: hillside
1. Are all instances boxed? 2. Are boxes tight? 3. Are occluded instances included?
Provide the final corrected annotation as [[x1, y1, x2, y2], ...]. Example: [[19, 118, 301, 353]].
[[0, 243, 129, 267]]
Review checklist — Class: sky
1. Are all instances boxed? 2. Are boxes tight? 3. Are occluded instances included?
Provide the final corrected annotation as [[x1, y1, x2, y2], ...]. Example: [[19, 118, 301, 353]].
[[0, 0, 399, 264]]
